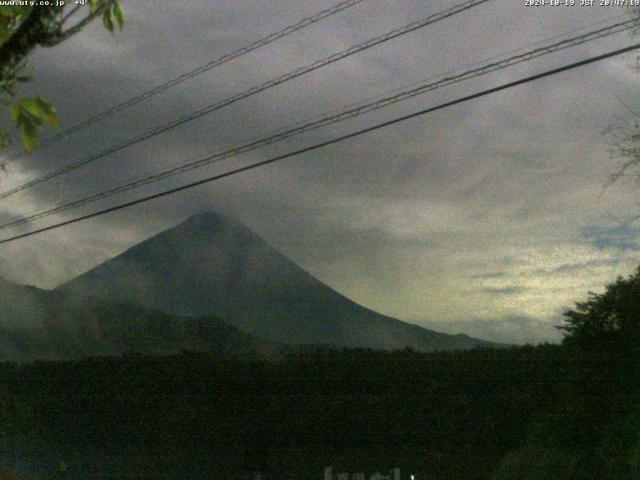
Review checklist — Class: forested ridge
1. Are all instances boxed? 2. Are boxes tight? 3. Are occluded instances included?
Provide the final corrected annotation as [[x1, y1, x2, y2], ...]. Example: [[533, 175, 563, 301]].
[[0, 345, 564, 479], [0, 268, 638, 480]]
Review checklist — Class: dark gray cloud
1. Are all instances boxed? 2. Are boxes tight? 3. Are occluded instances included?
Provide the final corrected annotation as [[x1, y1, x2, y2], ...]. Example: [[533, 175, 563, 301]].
[[481, 286, 529, 295], [580, 224, 640, 251], [0, 0, 637, 342], [471, 271, 510, 279], [530, 257, 622, 275]]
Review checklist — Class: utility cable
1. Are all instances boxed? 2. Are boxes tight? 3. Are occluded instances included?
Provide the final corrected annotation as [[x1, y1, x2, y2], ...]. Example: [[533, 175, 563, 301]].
[[0, 0, 491, 200], [1, 16, 636, 231], [0, 0, 367, 163], [0, 40, 637, 245]]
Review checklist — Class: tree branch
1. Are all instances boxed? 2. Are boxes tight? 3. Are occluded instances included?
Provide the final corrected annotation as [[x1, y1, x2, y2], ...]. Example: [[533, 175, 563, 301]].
[[0, 7, 62, 79], [0, 2, 113, 75], [43, 3, 111, 47]]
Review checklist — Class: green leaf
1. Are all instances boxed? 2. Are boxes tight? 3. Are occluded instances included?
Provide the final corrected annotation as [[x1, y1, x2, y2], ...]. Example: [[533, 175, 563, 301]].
[[10, 103, 20, 124], [18, 98, 42, 118], [18, 118, 39, 152], [22, 111, 42, 128], [16, 97, 57, 128], [9, 97, 58, 151], [0, 7, 17, 17], [102, 5, 114, 33], [113, 3, 125, 29], [33, 97, 58, 128]]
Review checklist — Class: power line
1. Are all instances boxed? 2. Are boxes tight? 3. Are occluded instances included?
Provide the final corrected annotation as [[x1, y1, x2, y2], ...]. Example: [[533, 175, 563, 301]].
[[0, 0, 491, 201], [318, 11, 632, 120], [0, 0, 367, 163], [1, 41, 638, 245], [1, 16, 637, 232]]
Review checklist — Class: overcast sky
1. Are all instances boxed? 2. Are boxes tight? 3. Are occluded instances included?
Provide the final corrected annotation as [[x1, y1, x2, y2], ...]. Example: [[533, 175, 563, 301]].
[[0, 0, 639, 344]]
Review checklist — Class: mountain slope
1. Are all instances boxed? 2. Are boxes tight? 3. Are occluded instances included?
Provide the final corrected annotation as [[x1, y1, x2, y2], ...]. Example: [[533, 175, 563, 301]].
[[58, 212, 494, 351], [0, 290, 276, 361], [0, 278, 54, 359]]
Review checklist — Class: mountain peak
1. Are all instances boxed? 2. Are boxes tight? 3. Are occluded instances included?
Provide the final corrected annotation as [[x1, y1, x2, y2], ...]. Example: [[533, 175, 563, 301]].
[[184, 210, 231, 226], [170, 211, 252, 240], [58, 213, 496, 351]]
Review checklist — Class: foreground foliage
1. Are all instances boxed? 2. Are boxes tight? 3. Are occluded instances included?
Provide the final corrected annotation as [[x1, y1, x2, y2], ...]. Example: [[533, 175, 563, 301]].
[[0, 1, 123, 151], [0, 345, 563, 480], [494, 267, 640, 480]]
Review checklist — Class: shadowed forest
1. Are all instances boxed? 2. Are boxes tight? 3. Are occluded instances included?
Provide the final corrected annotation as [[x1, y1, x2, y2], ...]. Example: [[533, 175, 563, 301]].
[[0, 268, 638, 480]]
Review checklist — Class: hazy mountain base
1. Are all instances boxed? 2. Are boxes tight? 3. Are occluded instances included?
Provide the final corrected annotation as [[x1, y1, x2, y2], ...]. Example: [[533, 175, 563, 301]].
[[0, 275, 277, 360], [0, 277, 488, 361]]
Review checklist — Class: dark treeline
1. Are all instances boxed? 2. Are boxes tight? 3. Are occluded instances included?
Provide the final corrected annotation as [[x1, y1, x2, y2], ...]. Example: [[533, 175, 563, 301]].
[[0, 267, 639, 480], [0, 345, 563, 480], [493, 267, 640, 480]]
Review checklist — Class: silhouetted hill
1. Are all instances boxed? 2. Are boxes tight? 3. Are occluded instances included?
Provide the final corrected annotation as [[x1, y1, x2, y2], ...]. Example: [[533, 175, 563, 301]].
[[0, 278, 53, 359], [0, 277, 275, 360], [58, 212, 495, 351]]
